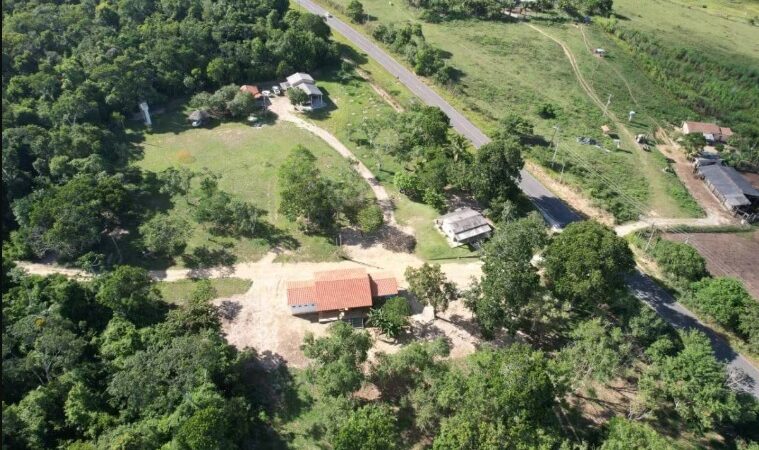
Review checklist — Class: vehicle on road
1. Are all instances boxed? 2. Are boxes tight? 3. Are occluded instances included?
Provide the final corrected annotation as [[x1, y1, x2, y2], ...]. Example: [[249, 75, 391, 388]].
[[262, 90, 271, 97], [272, 86, 281, 96], [323, 12, 331, 18]]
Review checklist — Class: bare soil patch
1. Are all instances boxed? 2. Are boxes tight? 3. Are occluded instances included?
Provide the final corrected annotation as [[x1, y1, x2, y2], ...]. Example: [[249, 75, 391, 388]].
[[665, 231, 759, 299]]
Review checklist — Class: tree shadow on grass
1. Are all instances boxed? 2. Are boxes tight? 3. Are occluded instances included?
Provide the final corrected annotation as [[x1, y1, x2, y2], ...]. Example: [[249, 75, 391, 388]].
[[335, 42, 370, 66], [235, 350, 310, 449]]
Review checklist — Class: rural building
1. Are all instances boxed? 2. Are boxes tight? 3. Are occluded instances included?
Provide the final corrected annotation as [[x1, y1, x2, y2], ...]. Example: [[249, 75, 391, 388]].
[[696, 162, 759, 220], [286, 268, 398, 326], [682, 121, 733, 144], [239, 84, 263, 100], [280, 72, 325, 110], [435, 207, 493, 247]]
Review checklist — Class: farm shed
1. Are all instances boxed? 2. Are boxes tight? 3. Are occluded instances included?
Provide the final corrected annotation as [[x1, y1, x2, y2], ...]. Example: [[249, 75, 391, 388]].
[[697, 163, 759, 216], [435, 208, 493, 247]]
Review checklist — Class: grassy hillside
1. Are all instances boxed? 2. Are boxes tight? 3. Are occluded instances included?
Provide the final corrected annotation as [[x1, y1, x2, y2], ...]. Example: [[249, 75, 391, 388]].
[[315, 0, 705, 220], [601, 0, 759, 141]]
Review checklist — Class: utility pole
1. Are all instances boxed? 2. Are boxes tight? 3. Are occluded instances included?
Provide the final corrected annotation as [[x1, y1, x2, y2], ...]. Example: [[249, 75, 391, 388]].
[[551, 126, 560, 165], [644, 224, 656, 252], [604, 94, 612, 116]]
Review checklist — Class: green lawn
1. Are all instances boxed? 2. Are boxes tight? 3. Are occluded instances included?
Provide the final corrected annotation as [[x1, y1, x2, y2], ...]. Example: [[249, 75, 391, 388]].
[[310, 0, 707, 220], [135, 106, 370, 267], [156, 278, 252, 304]]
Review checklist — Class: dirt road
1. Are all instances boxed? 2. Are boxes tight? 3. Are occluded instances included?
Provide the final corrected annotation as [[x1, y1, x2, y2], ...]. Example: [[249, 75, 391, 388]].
[[268, 96, 401, 226]]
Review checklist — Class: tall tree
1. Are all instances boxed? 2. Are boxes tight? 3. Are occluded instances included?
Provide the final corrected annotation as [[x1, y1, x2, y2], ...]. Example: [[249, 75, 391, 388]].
[[470, 137, 524, 209], [332, 405, 400, 450], [405, 263, 457, 319], [465, 213, 548, 338], [301, 321, 372, 396], [543, 220, 634, 312]]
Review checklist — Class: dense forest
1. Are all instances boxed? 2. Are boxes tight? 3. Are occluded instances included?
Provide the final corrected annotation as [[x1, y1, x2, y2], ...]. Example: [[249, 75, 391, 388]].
[[2, 0, 339, 265]]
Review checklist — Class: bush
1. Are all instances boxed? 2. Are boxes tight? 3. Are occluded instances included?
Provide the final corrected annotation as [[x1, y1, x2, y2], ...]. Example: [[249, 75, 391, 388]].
[[357, 204, 384, 234], [685, 277, 752, 330], [346, 0, 366, 23], [649, 238, 708, 283], [537, 102, 558, 119], [368, 297, 410, 339], [423, 188, 447, 212]]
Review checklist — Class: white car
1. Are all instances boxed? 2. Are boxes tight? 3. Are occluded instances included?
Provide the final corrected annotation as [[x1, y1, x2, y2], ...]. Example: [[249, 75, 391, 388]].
[[262, 90, 271, 97], [324, 12, 332, 18], [272, 86, 281, 96]]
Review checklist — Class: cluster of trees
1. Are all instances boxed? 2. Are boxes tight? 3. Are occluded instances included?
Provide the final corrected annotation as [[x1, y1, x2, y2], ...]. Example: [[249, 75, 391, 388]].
[[300, 292, 757, 448], [403, 0, 611, 21], [3, 0, 341, 264], [278, 145, 381, 234], [598, 20, 759, 170], [189, 85, 259, 119], [371, 23, 457, 84], [2, 262, 268, 448], [353, 106, 527, 217]]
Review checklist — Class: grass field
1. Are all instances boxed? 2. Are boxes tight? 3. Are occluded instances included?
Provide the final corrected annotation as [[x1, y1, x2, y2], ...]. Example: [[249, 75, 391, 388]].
[[135, 106, 369, 267], [156, 278, 252, 304], [613, 0, 759, 64], [311, 0, 709, 220]]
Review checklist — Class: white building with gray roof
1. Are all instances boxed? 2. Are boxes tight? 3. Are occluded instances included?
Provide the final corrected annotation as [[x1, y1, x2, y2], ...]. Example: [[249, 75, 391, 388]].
[[435, 207, 493, 247], [280, 72, 325, 110]]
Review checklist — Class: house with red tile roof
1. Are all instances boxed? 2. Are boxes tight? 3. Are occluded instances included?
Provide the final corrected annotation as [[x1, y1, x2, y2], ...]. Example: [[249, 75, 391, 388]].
[[239, 85, 262, 99], [286, 268, 398, 326], [682, 121, 733, 144]]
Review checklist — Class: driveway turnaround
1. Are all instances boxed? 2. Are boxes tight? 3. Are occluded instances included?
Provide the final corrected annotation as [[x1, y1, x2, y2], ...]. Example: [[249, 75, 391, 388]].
[[296, 0, 581, 229], [295, 0, 759, 398]]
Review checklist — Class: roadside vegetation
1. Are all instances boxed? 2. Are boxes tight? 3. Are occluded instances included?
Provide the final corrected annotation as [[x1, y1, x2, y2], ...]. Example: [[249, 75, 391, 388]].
[[630, 229, 759, 359]]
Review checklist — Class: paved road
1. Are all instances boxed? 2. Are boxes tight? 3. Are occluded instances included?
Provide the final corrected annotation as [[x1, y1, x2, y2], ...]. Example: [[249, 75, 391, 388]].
[[298, 0, 581, 229], [296, 0, 759, 398], [628, 271, 759, 397]]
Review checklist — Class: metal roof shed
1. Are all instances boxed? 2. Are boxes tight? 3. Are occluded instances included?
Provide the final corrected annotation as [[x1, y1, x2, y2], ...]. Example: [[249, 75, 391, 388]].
[[699, 164, 759, 208]]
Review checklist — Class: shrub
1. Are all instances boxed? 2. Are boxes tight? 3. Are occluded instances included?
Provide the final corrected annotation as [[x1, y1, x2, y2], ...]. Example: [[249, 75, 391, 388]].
[[357, 204, 384, 234], [685, 278, 752, 330], [650, 238, 708, 283], [537, 102, 558, 119]]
